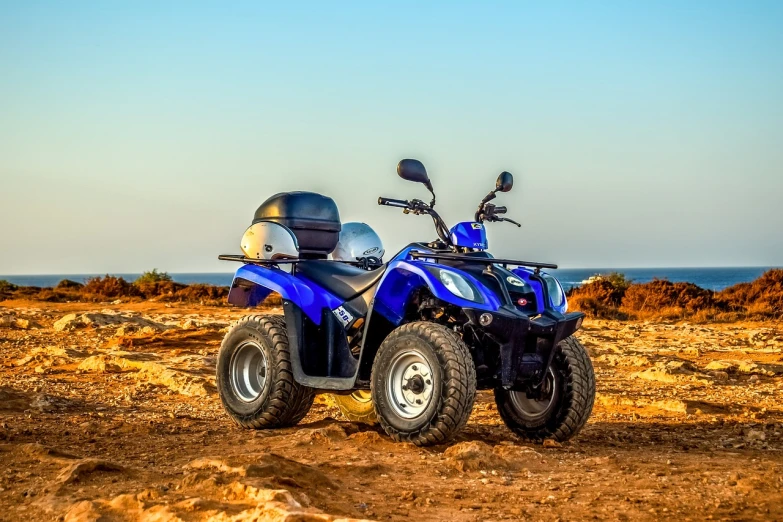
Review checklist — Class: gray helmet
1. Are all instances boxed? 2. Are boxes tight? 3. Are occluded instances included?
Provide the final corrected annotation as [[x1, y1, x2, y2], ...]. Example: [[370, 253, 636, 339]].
[[332, 222, 384, 262]]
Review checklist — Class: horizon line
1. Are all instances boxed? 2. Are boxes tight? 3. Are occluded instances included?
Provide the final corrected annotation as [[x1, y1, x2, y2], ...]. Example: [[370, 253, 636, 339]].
[[1, 265, 781, 277]]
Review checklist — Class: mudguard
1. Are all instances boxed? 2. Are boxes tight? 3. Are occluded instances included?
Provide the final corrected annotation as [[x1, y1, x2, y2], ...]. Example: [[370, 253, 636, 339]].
[[227, 264, 343, 325], [371, 259, 502, 326]]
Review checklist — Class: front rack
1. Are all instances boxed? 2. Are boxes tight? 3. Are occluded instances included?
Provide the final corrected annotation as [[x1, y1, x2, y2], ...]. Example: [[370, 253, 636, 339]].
[[408, 251, 558, 271]]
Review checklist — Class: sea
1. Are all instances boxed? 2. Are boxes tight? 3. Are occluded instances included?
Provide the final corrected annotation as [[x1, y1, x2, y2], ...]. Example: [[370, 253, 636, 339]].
[[0, 267, 778, 292]]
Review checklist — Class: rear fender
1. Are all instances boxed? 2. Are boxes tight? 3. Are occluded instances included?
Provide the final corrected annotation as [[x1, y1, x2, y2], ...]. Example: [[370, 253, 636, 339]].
[[227, 264, 342, 325]]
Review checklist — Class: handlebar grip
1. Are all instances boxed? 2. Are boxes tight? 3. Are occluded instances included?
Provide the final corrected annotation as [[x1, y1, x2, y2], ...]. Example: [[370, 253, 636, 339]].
[[494, 206, 507, 214], [378, 197, 409, 208]]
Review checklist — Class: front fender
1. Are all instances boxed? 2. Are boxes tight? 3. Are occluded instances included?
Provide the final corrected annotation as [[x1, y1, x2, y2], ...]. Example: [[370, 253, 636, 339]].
[[227, 264, 341, 325], [372, 260, 502, 325]]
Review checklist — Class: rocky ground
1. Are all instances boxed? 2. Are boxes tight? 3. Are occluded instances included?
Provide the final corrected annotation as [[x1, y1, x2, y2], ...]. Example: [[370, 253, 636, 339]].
[[1, 300, 781, 521]]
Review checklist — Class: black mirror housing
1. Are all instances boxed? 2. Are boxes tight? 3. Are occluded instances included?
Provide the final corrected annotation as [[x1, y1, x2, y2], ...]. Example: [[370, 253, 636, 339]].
[[397, 159, 430, 185], [496, 171, 513, 192]]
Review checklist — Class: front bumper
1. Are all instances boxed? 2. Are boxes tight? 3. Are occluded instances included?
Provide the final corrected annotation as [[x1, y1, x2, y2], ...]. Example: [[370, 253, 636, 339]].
[[464, 306, 585, 390]]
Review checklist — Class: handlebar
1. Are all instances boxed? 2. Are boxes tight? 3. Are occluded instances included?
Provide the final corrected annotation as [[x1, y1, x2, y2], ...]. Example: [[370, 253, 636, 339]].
[[379, 196, 452, 245], [494, 206, 507, 215], [378, 197, 409, 208]]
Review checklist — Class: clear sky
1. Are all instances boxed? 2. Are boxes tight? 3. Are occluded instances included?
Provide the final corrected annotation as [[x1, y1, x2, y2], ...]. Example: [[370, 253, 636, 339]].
[[1, 1, 781, 274]]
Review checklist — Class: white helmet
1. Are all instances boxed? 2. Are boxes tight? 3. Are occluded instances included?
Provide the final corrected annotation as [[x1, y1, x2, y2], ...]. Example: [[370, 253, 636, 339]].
[[332, 222, 385, 262], [241, 222, 299, 260]]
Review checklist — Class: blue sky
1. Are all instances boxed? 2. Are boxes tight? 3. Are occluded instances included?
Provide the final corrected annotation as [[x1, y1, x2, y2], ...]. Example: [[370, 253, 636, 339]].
[[1, 1, 781, 273]]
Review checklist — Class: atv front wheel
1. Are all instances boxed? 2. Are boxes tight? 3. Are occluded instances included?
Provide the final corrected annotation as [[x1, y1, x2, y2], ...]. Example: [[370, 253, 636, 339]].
[[494, 335, 595, 442], [216, 315, 314, 429], [333, 391, 378, 424], [371, 322, 476, 446]]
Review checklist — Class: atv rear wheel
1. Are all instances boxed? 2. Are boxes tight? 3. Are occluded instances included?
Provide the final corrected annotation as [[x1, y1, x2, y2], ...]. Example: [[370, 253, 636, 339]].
[[333, 391, 378, 424], [494, 335, 595, 442], [371, 322, 476, 446], [217, 315, 314, 429]]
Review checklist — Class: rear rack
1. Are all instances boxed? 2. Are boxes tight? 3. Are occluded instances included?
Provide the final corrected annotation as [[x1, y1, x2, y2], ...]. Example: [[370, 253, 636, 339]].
[[218, 255, 382, 270], [218, 254, 299, 265], [408, 251, 558, 271]]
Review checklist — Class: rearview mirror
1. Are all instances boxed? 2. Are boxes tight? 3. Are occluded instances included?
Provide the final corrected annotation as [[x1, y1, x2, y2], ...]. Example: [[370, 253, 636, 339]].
[[496, 171, 513, 192], [397, 159, 430, 185]]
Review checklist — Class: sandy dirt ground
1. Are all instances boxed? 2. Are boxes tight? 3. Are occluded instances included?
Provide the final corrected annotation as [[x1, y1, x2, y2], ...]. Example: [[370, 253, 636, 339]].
[[1, 300, 782, 521]]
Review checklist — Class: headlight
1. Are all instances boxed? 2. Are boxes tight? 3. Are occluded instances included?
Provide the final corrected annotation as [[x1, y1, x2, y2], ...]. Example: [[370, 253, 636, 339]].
[[439, 270, 477, 302], [542, 274, 566, 310]]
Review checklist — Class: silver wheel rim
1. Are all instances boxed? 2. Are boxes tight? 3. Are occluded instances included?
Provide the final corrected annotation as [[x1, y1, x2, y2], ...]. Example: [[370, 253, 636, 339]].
[[387, 350, 435, 419], [509, 368, 557, 421], [230, 341, 268, 402]]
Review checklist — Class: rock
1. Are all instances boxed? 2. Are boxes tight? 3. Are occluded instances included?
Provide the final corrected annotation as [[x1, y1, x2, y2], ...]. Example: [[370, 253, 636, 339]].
[[76, 354, 211, 396], [632, 368, 678, 383], [20, 443, 79, 461], [0, 315, 40, 330], [224, 482, 301, 506], [348, 431, 383, 444], [115, 325, 138, 337], [745, 430, 766, 442], [664, 360, 696, 373], [709, 371, 729, 382], [705, 360, 736, 372], [185, 453, 337, 490], [443, 441, 507, 472], [399, 490, 417, 501], [543, 439, 562, 448], [78, 355, 123, 374], [109, 493, 144, 511], [54, 312, 166, 332], [53, 313, 80, 331], [57, 458, 125, 484], [64, 500, 102, 522], [13, 318, 38, 329], [705, 359, 782, 376], [181, 318, 198, 330], [292, 424, 348, 445]]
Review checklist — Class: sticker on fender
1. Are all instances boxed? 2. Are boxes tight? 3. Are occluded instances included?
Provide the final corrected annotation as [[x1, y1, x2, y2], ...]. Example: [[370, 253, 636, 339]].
[[332, 306, 354, 327]]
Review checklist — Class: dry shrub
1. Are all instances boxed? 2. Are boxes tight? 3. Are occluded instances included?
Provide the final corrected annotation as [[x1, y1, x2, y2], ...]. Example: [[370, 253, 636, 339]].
[[567, 273, 631, 318], [716, 269, 783, 318], [568, 295, 627, 319], [55, 279, 84, 290], [173, 284, 229, 302], [82, 275, 140, 299], [135, 280, 187, 299], [135, 269, 172, 284], [621, 279, 714, 315], [0, 280, 18, 300], [568, 279, 625, 308], [0, 280, 18, 293]]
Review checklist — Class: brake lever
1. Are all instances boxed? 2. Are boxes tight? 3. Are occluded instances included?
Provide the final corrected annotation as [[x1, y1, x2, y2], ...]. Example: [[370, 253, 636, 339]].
[[502, 217, 522, 227]]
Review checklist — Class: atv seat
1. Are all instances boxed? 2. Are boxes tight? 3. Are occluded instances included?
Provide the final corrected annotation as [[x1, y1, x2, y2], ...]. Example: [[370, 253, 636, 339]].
[[296, 261, 387, 300]]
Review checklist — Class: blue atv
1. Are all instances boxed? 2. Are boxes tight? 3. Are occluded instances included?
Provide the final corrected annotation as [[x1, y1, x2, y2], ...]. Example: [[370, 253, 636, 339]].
[[217, 159, 595, 446]]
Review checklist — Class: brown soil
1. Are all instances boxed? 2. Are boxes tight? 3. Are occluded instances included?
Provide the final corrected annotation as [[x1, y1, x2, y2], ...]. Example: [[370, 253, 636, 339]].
[[1, 300, 782, 521]]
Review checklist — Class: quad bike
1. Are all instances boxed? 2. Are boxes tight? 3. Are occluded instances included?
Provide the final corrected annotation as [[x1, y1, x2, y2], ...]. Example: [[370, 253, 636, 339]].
[[216, 159, 595, 446]]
